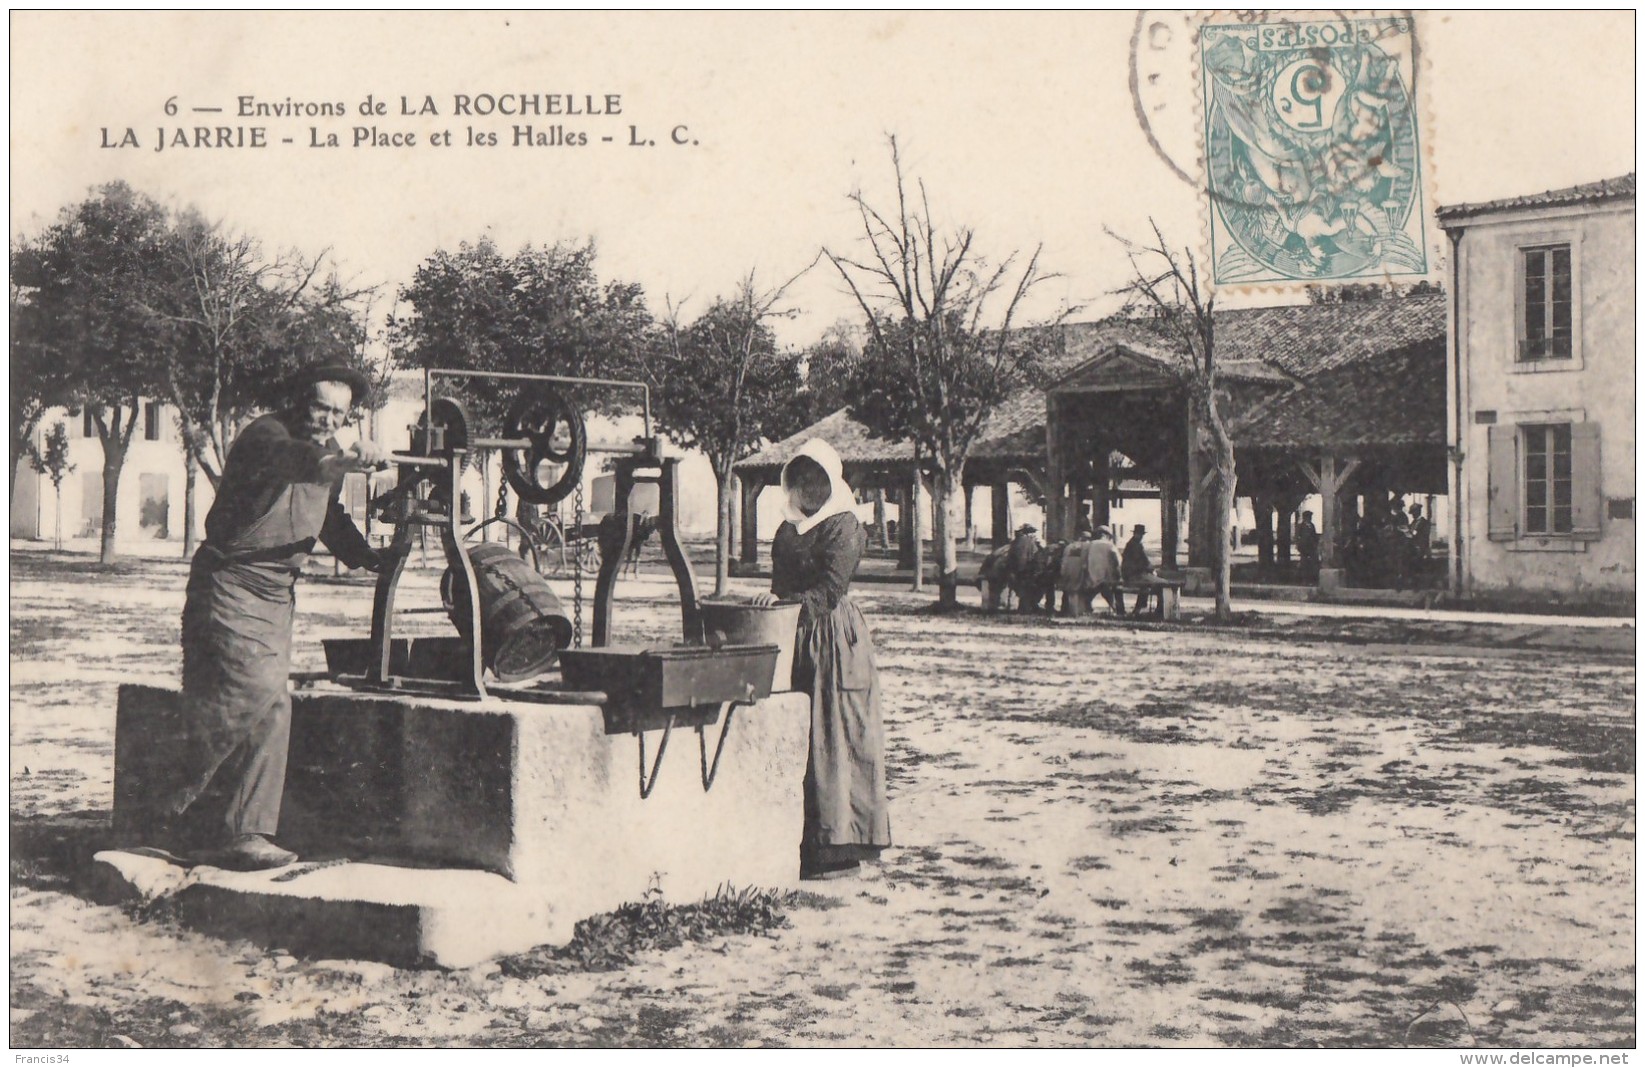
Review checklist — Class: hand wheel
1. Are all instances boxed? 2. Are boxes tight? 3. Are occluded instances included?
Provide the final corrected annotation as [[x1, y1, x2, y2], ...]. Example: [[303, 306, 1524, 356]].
[[501, 389, 586, 505]]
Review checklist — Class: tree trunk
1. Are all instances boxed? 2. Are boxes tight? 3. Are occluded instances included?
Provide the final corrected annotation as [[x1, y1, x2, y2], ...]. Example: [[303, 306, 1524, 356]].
[[931, 463, 965, 609], [714, 461, 735, 596], [1201, 393, 1237, 621], [872, 487, 888, 549], [909, 474, 925, 593], [53, 484, 63, 551], [183, 444, 199, 557], [100, 452, 125, 565]]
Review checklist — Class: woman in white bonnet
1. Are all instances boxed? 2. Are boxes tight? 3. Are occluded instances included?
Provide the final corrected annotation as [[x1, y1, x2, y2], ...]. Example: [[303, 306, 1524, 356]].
[[753, 438, 891, 879]]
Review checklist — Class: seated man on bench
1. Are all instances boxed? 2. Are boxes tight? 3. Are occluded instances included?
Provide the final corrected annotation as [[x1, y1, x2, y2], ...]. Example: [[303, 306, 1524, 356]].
[[1121, 524, 1174, 618]]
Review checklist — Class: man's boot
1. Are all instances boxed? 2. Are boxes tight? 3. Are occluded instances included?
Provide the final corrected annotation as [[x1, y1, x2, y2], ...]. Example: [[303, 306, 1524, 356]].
[[201, 833, 298, 871]]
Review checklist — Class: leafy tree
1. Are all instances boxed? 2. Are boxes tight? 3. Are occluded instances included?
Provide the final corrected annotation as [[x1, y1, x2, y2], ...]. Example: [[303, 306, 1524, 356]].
[[644, 272, 808, 594], [390, 237, 653, 542], [389, 237, 652, 428], [150, 211, 379, 553], [797, 320, 864, 425], [10, 183, 172, 564], [825, 137, 1064, 607], [26, 421, 75, 550], [1113, 221, 1236, 621], [8, 274, 76, 505]]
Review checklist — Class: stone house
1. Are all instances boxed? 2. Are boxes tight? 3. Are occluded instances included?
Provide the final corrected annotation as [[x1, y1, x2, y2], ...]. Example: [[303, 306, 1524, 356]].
[[1438, 174, 1636, 605]]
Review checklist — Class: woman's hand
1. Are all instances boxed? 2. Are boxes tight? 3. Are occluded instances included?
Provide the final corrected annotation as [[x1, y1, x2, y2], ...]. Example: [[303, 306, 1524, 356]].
[[751, 592, 780, 607]]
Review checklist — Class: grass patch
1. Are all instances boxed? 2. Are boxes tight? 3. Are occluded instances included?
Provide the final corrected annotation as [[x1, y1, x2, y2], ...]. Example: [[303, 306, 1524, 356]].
[[497, 885, 794, 978]]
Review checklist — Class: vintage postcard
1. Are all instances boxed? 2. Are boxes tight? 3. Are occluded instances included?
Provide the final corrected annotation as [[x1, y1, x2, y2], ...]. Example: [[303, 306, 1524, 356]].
[[8, 10, 1635, 1055]]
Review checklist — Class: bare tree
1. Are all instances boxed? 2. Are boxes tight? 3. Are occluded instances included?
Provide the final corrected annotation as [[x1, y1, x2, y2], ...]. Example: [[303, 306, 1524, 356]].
[[647, 267, 811, 595], [1112, 221, 1236, 620], [156, 214, 375, 486], [826, 136, 1063, 608], [152, 212, 378, 552]]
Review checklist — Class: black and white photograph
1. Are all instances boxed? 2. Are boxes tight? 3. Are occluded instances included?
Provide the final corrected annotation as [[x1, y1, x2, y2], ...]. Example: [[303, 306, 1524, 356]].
[[8, 9, 1636, 1053]]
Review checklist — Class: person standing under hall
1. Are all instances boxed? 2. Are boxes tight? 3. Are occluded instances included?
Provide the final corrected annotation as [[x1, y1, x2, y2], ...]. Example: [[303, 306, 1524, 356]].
[[159, 365, 388, 871], [1295, 510, 1320, 578], [754, 439, 892, 881], [1406, 503, 1433, 588]]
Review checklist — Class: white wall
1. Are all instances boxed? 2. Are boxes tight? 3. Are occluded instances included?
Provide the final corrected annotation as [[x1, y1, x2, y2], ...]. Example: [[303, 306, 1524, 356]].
[[12, 406, 195, 545], [1453, 200, 1635, 600]]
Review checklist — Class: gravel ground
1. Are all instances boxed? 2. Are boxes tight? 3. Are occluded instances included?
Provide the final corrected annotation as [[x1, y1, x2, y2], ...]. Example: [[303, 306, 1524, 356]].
[[8, 549, 1636, 1048]]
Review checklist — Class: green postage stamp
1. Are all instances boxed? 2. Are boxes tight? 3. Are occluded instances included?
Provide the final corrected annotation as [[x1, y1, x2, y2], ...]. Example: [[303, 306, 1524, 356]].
[[1198, 15, 1428, 285]]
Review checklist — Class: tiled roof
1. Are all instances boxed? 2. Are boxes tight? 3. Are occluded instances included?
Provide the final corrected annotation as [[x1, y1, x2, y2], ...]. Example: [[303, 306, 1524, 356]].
[[1436, 173, 1635, 223], [1234, 336, 1446, 449], [738, 407, 915, 475], [1059, 294, 1444, 379], [736, 397, 1048, 476], [738, 295, 1447, 474]]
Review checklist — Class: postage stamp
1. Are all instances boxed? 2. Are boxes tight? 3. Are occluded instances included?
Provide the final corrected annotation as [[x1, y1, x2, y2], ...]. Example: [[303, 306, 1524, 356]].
[[1197, 14, 1429, 286]]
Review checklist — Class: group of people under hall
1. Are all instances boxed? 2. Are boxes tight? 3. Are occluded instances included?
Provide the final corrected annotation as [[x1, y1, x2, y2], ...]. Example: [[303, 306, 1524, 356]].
[[1292, 500, 1434, 590], [1342, 500, 1434, 590], [981, 518, 1173, 618], [149, 363, 890, 884]]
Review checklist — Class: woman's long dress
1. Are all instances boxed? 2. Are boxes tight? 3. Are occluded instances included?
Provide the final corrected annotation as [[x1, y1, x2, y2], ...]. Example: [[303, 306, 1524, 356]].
[[770, 512, 892, 865]]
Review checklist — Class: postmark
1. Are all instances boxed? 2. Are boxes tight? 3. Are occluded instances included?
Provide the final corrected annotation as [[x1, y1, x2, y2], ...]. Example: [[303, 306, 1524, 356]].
[[1196, 14, 1429, 285]]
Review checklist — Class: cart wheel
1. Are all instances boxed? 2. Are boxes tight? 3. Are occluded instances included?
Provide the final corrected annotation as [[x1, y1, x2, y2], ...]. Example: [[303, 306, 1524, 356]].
[[576, 536, 601, 575], [536, 520, 569, 575]]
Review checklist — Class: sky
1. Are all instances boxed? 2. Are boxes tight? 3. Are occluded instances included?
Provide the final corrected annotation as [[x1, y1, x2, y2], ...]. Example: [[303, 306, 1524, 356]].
[[10, 11, 1637, 349]]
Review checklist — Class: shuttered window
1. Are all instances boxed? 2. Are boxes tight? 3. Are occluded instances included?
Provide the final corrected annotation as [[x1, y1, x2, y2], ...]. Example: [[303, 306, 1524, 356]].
[[1487, 421, 1604, 541], [1522, 424, 1572, 534], [1519, 245, 1573, 361]]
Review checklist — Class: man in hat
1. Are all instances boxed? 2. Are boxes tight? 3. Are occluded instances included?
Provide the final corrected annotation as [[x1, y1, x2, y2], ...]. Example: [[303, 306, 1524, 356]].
[[1122, 524, 1171, 618], [1057, 519, 1095, 616], [159, 364, 389, 870], [1085, 525, 1124, 615], [1295, 510, 1320, 578], [1004, 523, 1043, 612]]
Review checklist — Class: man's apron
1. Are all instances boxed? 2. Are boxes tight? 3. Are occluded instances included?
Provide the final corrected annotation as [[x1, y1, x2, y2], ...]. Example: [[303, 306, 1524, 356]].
[[164, 477, 335, 830]]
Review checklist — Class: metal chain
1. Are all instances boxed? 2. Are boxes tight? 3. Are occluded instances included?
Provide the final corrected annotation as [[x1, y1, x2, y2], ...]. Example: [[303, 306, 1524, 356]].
[[571, 479, 585, 648], [495, 474, 508, 521]]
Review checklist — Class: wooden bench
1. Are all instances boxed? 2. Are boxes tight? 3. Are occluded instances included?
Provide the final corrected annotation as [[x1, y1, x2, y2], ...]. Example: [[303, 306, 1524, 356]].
[[1114, 576, 1185, 621]]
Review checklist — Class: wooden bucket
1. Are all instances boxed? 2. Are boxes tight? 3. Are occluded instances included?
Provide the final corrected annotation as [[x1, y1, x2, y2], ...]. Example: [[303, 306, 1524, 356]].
[[446, 542, 574, 682], [698, 600, 801, 689]]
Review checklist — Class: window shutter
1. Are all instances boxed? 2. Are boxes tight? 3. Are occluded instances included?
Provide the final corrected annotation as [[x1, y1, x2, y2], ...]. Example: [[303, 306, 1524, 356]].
[[1487, 425, 1518, 541], [1513, 248, 1529, 360], [1570, 422, 1602, 537]]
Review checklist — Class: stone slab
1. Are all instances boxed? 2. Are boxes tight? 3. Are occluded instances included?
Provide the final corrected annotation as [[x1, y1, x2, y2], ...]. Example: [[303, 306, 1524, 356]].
[[91, 849, 554, 968]]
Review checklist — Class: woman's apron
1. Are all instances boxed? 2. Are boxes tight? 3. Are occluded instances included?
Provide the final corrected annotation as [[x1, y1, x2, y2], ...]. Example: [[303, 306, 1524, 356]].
[[164, 478, 334, 822], [794, 595, 892, 853]]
